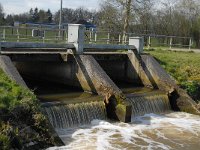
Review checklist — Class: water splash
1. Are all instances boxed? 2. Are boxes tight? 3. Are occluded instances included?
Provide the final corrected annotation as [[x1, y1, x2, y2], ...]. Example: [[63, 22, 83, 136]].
[[43, 101, 106, 128], [47, 112, 200, 150]]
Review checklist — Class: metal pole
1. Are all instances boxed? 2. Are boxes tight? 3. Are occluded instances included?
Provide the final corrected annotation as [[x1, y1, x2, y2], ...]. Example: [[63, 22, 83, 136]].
[[59, 0, 63, 39]]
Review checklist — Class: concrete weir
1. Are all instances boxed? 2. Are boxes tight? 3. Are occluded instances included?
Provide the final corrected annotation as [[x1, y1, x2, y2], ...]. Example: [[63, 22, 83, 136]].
[[9, 54, 132, 122], [0, 51, 199, 123], [0, 24, 199, 124]]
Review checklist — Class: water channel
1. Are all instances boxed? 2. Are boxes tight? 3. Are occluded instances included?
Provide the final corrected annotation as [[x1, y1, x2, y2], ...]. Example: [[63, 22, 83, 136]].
[[26, 78, 200, 150]]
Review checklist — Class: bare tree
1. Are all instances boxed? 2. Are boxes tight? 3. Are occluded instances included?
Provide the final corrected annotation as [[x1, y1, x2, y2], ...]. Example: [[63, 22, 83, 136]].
[[97, 2, 122, 32], [122, 0, 132, 42], [0, 3, 5, 25]]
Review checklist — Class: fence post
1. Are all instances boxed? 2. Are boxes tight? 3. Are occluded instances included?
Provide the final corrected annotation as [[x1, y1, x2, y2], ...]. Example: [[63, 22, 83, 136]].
[[17, 28, 20, 42], [124, 34, 127, 44], [65, 28, 68, 44], [189, 38, 192, 50], [118, 34, 121, 44], [42, 30, 45, 43], [89, 29, 92, 43], [107, 32, 110, 44], [67, 24, 85, 54], [169, 37, 173, 49], [148, 36, 151, 49], [94, 32, 97, 43], [3, 28, 6, 41]]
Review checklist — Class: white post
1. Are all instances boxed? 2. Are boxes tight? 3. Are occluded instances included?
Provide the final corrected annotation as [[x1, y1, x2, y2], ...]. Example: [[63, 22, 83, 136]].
[[42, 30, 45, 43], [17, 28, 20, 42], [170, 37, 173, 49], [118, 34, 121, 44], [148, 36, 151, 49], [65, 28, 68, 44], [189, 38, 192, 50], [3, 28, 5, 41], [59, 0, 63, 39], [68, 24, 85, 54], [94, 32, 97, 43], [124, 35, 127, 44], [107, 32, 110, 44], [89, 29, 92, 43]]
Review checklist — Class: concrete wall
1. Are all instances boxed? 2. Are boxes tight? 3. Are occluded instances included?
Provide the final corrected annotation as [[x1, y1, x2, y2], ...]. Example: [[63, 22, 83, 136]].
[[0, 55, 27, 87], [94, 55, 144, 86], [139, 53, 200, 115], [14, 61, 81, 87], [2, 51, 199, 121], [13, 54, 132, 122], [14, 54, 145, 89]]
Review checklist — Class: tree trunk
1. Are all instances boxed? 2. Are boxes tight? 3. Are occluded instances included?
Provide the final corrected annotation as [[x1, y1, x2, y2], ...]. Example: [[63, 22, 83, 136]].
[[122, 0, 132, 44]]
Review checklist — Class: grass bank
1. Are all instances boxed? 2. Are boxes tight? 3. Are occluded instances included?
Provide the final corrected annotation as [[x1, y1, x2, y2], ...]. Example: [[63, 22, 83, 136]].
[[146, 48, 200, 102], [0, 69, 62, 150]]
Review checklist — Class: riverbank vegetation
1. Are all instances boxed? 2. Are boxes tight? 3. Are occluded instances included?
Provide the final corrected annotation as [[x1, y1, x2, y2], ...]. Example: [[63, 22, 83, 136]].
[[146, 48, 200, 103], [0, 69, 62, 150]]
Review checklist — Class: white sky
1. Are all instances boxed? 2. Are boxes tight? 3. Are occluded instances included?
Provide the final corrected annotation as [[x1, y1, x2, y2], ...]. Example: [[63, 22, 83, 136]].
[[0, 0, 101, 15]]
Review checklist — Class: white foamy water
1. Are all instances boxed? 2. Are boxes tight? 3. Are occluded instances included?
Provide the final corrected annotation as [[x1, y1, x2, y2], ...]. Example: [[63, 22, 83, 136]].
[[47, 112, 200, 150]]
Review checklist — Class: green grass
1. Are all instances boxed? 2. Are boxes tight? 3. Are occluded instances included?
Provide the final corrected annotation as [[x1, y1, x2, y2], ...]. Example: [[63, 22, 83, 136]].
[[0, 69, 59, 149], [0, 70, 38, 110], [145, 48, 200, 102]]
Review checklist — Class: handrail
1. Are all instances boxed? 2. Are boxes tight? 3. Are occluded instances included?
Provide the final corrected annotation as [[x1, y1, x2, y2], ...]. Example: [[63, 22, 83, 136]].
[[0, 25, 193, 50]]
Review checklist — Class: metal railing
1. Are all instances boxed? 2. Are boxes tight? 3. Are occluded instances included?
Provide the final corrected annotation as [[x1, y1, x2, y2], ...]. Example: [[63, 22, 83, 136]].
[[142, 34, 193, 50], [0, 26, 68, 44], [0, 26, 130, 45], [84, 28, 193, 50], [0, 26, 193, 49], [84, 29, 130, 45]]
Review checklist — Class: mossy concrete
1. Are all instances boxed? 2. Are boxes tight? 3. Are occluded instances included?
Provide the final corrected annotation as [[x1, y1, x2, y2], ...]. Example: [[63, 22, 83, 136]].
[[74, 55, 132, 122], [127, 52, 153, 88]]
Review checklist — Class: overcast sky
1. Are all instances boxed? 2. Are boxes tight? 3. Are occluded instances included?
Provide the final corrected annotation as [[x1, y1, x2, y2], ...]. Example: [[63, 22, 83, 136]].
[[0, 0, 101, 15]]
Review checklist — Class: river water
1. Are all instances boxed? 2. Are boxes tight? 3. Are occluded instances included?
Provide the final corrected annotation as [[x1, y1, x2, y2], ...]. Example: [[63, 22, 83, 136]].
[[47, 112, 200, 150]]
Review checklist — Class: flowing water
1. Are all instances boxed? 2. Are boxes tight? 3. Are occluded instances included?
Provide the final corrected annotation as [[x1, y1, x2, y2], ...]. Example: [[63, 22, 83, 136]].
[[43, 101, 106, 128], [47, 112, 200, 150], [36, 84, 200, 150]]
